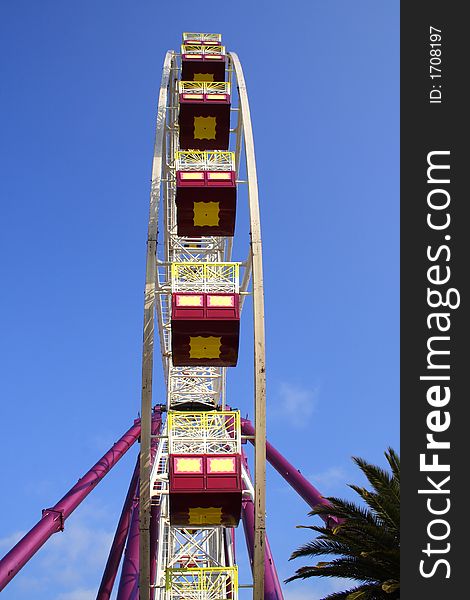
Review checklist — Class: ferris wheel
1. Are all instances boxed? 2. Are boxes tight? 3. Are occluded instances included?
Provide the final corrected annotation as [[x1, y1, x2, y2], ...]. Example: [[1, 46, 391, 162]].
[[0, 33, 338, 600], [138, 32, 267, 600]]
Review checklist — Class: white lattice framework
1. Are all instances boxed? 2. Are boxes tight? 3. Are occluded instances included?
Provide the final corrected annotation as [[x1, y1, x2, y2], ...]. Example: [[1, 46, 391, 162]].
[[165, 567, 238, 600], [168, 366, 222, 410], [168, 411, 241, 455], [175, 151, 235, 172], [182, 32, 222, 44], [178, 81, 231, 95], [171, 263, 239, 293], [155, 51, 240, 411], [148, 47, 250, 600]]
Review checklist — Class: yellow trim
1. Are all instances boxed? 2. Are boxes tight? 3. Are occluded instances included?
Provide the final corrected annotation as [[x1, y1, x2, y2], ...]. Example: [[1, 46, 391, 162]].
[[166, 566, 238, 592], [176, 294, 203, 307], [167, 410, 241, 436], [208, 457, 236, 472], [193, 201, 220, 227], [174, 457, 203, 472], [189, 336, 221, 359], [181, 44, 225, 56], [179, 81, 231, 95], [188, 506, 223, 524], [175, 150, 235, 172], [207, 172, 232, 180], [180, 171, 204, 180], [193, 116, 216, 141], [171, 262, 240, 283], [207, 295, 234, 307], [194, 73, 214, 82]]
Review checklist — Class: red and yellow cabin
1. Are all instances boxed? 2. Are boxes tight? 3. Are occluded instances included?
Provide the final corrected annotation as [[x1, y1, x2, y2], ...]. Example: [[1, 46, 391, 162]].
[[171, 293, 240, 367], [181, 44, 226, 82], [178, 82, 231, 151], [170, 263, 240, 367], [168, 411, 242, 527], [175, 151, 236, 237]]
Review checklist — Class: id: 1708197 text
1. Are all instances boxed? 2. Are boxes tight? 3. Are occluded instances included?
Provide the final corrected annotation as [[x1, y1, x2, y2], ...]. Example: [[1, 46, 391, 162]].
[[429, 26, 442, 104]]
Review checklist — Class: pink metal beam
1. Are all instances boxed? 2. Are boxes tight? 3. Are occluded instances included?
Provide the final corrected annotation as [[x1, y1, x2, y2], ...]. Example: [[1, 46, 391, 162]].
[[149, 413, 162, 600], [96, 457, 140, 600], [241, 419, 340, 526], [241, 451, 283, 600], [0, 410, 161, 592], [242, 497, 284, 600], [149, 504, 160, 600], [117, 410, 162, 600], [117, 492, 140, 600]]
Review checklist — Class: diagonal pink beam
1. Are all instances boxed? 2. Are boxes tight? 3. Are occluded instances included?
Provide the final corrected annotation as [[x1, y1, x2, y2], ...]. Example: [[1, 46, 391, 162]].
[[96, 457, 140, 600], [117, 409, 162, 600], [0, 409, 161, 592], [116, 490, 140, 600], [242, 497, 284, 600], [241, 419, 341, 527], [97, 409, 162, 600], [241, 452, 284, 600]]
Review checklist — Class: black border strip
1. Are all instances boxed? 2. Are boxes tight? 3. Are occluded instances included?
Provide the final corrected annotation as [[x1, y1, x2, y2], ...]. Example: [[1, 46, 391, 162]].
[[401, 3, 467, 597]]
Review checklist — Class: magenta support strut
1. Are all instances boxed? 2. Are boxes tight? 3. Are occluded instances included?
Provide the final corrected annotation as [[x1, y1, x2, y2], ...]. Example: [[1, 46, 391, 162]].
[[0, 410, 161, 592], [116, 492, 140, 600], [241, 419, 341, 526], [96, 457, 140, 600]]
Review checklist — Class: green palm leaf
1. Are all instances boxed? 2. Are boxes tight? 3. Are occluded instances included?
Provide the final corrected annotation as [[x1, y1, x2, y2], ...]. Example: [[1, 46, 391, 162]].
[[286, 448, 400, 600]]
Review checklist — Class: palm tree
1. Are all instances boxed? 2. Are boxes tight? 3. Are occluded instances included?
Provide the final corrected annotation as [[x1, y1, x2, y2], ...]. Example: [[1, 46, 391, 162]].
[[286, 448, 400, 600]]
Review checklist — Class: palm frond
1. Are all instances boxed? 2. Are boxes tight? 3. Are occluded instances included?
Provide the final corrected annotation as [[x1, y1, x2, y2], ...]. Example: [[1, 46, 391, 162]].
[[287, 448, 400, 600]]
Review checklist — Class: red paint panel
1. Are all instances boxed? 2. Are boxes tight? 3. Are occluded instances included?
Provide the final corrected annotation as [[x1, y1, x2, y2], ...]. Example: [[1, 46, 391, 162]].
[[172, 294, 205, 319], [179, 93, 205, 104], [206, 476, 240, 490], [181, 58, 226, 82], [179, 94, 230, 105], [172, 294, 239, 320], [178, 103, 230, 151], [205, 171, 236, 187], [175, 183, 236, 236], [169, 455, 242, 492], [171, 477, 205, 491], [169, 492, 242, 527], [171, 298, 240, 365], [171, 333, 239, 367], [169, 454, 242, 526], [176, 171, 207, 187]]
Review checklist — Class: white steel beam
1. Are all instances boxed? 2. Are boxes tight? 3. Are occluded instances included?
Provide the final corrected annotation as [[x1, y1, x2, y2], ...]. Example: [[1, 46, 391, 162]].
[[230, 52, 267, 600], [139, 50, 173, 600]]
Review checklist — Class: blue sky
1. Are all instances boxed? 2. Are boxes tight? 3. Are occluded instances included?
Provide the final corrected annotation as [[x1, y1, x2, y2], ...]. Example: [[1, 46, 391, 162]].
[[0, 2, 399, 599]]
